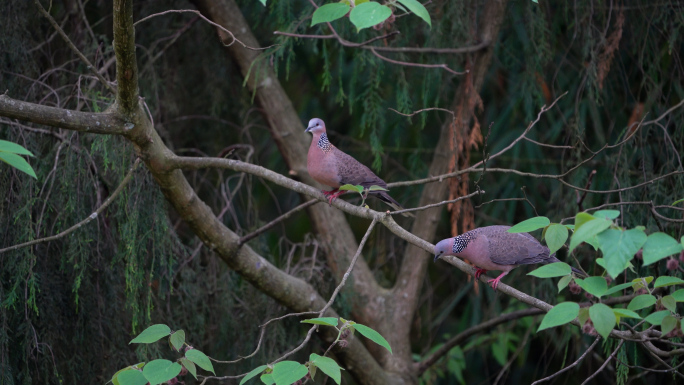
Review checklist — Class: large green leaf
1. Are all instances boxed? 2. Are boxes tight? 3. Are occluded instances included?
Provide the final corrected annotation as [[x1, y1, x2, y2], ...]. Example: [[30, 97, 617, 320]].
[[186, 349, 215, 374], [569, 218, 612, 252], [112, 363, 146, 385], [604, 282, 635, 296], [353, 323, 392, 353], [661, 295, 677, 312], [180, 358, 197, 380], [338, 184, 363, 194], [349, 2, 392, 31], [589, 303, 616, 339], [129, 324, 171, 344], [239, 365, 268, 385], [116, 370, 148, 385], [597, 228, 647, 278], [537, 302, 579, 331], [545, 224, 569, 255], [170, 330, 185, 351], [528, 262, 571, 278], [0, 152, 37, 179], [396, 0, 431, 26], [574, 277, 607, 297], [142, 359, 182, 385], [310, 353, 342, 384], [557, 275, 573, 293], [312, 3, 350, 26], [0, 140, 34, 156], [592, 209, 620, 219], [271, 361, 308, 385], [644, 310, 671, 326], [643, 233, 684, 265], [301, 317, 338, 327], [508, 216, 550, 233], [661, 315, 678, 336], [260, 373, 275, 385], [627, 294, 657, 311], [671, 289, 684, 301], [612, 308, 641, 319], [653, 276, 684, 288]]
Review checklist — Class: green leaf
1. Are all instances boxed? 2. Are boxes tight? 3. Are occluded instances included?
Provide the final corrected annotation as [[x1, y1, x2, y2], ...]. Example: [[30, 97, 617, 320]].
[[528, 262, 571, 278], [116, 370, 148, 385], [112, 363, 146, 385], [644, 310, 671, 326], [271, 361, 308, 385], [662, 295, 677, 312], [643, 233, 684, 265], [612, 308, 641, 319], [569, 218, 612, 253], [368, 185, 388, 191], [186, 349, 215, 374], [558, 275, 573, 293], [258, 0, 266, 6], [0, 152, 37, 179], [240, 365, 268, 385], [661, 315, 678, 336], [574, 212, 596, 230], [129, 324, 171, 344], [142, 359, 182, 385], [170, 330, 185, 351], [597, 228, 647, 278], [654, 276, 684, 288], [0, 140, 34, 156], [349, 2, 392, 31], [301, 317, 338, 327], [179, 358, 197, 380], [339, 184, 364, 194], [578, 308, 590, 326], [537, 302, 579, 331], [604, 282, 635, 296], [309, 353, 342, 385], [628, 294, 657, 311], [353, 323, 393, 353], [589, 303, 616, 339], [545, 224, 569, 255], [260, 373, 275, 385], [396, 0, 431, 26], [507, 216, 550, 233], [671, 289, 684, 301], [592, 210, 620, 219], [575, 277, 607, 297], [311, 3, 350, 26], [671, 198, 684, 206]]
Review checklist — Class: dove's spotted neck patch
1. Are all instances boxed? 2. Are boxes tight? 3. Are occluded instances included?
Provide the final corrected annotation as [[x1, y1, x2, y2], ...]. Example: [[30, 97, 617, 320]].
[[452, 231, 476, 254], [317, 133, 332, 153]]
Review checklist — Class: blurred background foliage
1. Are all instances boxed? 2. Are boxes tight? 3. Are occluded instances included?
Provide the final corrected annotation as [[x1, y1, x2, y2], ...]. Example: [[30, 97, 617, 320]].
[[0, 0, 683, 384]]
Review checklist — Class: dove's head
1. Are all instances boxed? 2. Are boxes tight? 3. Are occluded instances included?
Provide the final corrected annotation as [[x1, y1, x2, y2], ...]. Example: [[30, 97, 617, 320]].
[[305, 118, 326, 135], [433, 238, 455, 262]]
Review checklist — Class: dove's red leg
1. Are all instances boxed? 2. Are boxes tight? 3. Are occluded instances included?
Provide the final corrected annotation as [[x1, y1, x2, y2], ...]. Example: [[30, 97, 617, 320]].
[[327, 190, 347, 205], [487, 271, 509, 290], [474, 268, 488, 280]]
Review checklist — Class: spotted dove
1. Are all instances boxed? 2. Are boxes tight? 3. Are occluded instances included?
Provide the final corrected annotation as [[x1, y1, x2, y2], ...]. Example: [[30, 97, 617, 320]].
[[305, 118, 409, 216], [434, 225, 585, 289]]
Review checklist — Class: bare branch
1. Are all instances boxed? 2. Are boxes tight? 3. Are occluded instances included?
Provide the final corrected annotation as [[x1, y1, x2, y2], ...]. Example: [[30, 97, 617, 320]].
[[0, 95, 126, 134], [390, 190, 485, 216], [580, 340, 624, 385], [369, 47, 466, 75], [531, 337, 601, 384], [113, 0, 139, 115], [239, 200, 319, 245], [33, 0, 115, 94], [0, 158, 141, 253]]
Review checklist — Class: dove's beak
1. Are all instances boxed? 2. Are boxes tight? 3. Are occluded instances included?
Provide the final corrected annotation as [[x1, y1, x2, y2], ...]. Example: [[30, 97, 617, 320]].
[[434, 254, 441, 262], [305, 125, 313, 133]]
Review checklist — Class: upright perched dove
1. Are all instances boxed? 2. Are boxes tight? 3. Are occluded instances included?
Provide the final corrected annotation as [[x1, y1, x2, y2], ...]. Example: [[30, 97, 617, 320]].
[[305, 118, 409, 216], [434, 225, 585, 289]]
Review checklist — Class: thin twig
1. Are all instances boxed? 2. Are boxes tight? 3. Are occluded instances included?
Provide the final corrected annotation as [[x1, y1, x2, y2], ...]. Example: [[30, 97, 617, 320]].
[[0, 158, 141, 253], [580, 340, 624, 385], [239, 200, 319, 245], [34, 0, 115, 93], [530, 337, 601, 384], [133, 9, 273, 51], [369, 47, 466, 75], [390, 190, 484, 216]]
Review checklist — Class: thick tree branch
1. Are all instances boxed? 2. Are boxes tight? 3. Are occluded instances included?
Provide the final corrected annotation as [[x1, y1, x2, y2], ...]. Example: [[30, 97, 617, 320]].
[[0, 95, 126, 134], [113, 0, 139, 115]]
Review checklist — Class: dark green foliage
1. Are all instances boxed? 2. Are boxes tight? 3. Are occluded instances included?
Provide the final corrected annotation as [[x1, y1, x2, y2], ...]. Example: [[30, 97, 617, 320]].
[[1, 0, 683, 384]]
